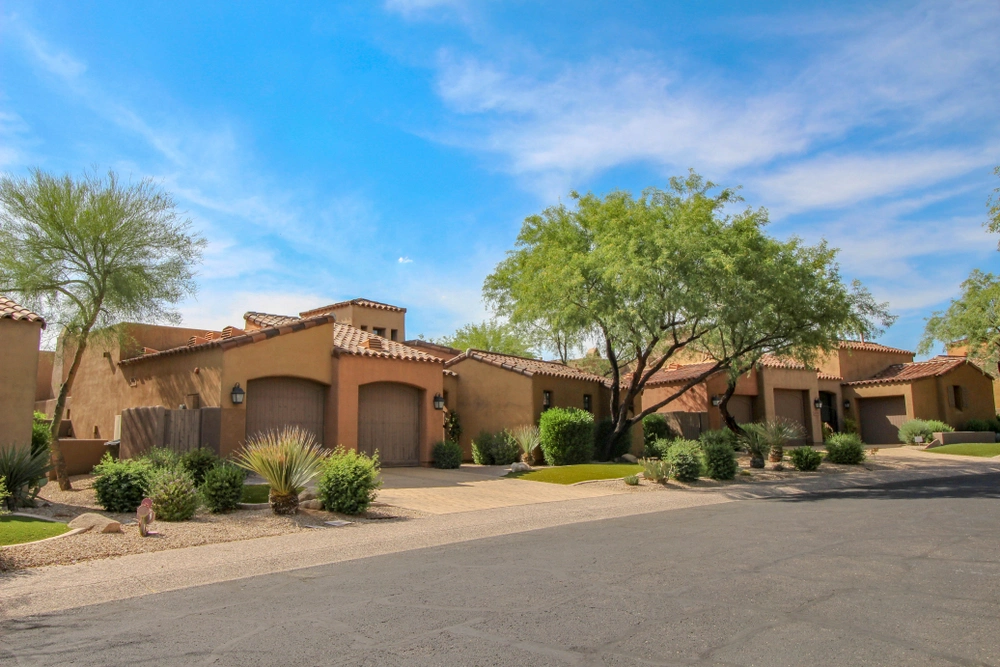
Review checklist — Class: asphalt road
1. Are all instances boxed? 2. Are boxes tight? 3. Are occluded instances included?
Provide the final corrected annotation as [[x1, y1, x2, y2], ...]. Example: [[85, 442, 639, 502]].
[[3, 473, 999, 666]]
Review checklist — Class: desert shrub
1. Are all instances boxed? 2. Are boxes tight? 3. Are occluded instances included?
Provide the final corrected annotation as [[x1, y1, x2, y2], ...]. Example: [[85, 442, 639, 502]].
[[317, 447, 382, 514], [180, 447, 220, 486], [432, 440, 462, 469], [539, 408, 595, 466], [31, 412, 52, 458], [700, 428, 739, 453], [471, 430, 520, 465], [92, 454, 152, 513], [842, 416, 859, 434], [148, 467, 199, 521], [963, 418, 999, 432], [510, 424, 541, 462], [444, 411, 462, 444], [701, 439, 737, 480], [0, 444, 50, 510], [624, 474, 640, 486], [739, 424, 771, 468], [759, 418, 803, 462], [789, 446, 822, 471], [667, 440, 703, 482], [825, 433, 866, 464], [201, 463, 245, 513], [642, 458, 670, 483], [0, 478, 8, 511], [594, 417, 633, 461], [644, 437, 673, 459], [642, 414, 674, 451], [235, 427, 329, 514], [898, 419, 953, 445], [141, 446, 180, 471]]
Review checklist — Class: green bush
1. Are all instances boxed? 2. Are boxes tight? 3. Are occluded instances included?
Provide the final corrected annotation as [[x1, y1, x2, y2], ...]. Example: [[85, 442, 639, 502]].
[[789, 446, 822, 471], [0, 478, 9, 510], [180, 447, 219, 486], [31, 412, 52, 458], [594, 417, 633, 461], [963, 418, 1000, 432], [700, 428, 739, 453], [0, 444, 50, 510], [92, 454, 152, 513], [432, 440, 462, 469], [701, 439, 737, 480], [642, 458, 670, 483], [148, 467, 199, 521], [624, 474, 640, 486], [471, 430, 520, 465], [898, 418, 955, 444], [539, 408, 595, 466], [825, 433, 866, 464], [642, 413, 674, 451], [317, 447, 382, 514], [444, 411, 462, 444], [667, 440, 703, 482], [141, 446, 180, 470], [644, 437, 674, 459], [201, 463, 245, 513]]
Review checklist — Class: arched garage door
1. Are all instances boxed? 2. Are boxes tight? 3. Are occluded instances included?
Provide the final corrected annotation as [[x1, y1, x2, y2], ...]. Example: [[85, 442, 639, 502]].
[[358, 382, 420, 466], [246, 377, 325, 443]]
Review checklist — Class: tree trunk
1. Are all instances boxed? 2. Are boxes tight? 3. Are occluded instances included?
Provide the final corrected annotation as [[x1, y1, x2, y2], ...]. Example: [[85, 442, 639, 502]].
[[716, 379, 746, 437], [49, 328, 94, 491]]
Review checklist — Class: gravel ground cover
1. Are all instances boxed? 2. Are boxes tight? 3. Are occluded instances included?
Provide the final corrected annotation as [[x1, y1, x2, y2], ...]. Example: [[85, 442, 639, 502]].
[[1, 475, 422, 571]]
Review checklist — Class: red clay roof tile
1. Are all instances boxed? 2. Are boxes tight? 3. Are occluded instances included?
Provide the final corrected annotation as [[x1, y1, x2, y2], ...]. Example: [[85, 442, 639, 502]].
[[331, 324, 441, 362], [644, 361, 722, 386], [0, 296, 45, 327], [445, 349, 607, 382], [843, 355, 976, 386], [839, 340, 913, 356], [244, 312, 302, 328], [300, 298, 406, 317]]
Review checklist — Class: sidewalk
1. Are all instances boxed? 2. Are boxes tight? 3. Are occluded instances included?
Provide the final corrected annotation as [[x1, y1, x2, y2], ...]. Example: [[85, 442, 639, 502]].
[[3, 451, 998, 621]]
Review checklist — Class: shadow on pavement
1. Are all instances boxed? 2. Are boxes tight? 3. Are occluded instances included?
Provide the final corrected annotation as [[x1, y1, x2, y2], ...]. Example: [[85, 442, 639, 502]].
[[769, 472, 1000, 502]]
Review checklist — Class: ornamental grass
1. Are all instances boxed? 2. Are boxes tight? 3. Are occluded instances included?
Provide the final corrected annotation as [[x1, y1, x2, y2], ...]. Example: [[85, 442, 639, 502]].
[[235, 426, 328, 515]]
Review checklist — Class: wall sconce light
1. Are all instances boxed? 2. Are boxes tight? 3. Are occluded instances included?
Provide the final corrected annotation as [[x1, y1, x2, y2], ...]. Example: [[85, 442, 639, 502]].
[[843, 399, 851, 410], [711, 395, 723, 407], [231, 382, 245, 405], [433, 394, 445, 410], [814, 398, 823, 410]]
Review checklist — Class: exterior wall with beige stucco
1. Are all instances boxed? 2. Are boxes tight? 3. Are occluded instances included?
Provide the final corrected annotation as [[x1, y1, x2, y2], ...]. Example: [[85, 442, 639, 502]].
[[934, 364, 996, 426], [36, 351, 54, 402], [757, 367, 823, 444], [531, 375, 611, 423], [446, 358, 533, 460], [0, 319, 43, 448], [329, 305, 406, 342], [642, 369, 758, 432], [818, 348, 914, 383]]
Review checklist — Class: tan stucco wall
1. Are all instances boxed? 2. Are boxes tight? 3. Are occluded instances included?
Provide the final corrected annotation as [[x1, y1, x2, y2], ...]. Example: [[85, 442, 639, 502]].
[[817, 348, 914, 383], [0, 319, 43, 447], [757, 367, 822, 444], [446, 358, 533, 459], [333, 355, 444, 465], [934, 364, 996, 426], [331, 305, 406, 341], [642, 369, 758, 432], [36, 351, 54, 401], [531, 375, 610, 423]]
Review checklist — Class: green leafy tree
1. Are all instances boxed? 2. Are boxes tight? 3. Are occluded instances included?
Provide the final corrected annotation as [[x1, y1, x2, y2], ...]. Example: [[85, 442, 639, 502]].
[[0, 169, 204, 489], [438, 319, 536, 358], [987, 165, 1000, 244], [919, 270, 1000, 372]]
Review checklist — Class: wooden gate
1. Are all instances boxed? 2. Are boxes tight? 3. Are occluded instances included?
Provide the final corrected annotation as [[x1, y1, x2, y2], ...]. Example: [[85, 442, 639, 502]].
[[120, 406, 221, 458], [859, 396, 907, 444], [245, 377, 326, 444], [358, 382, 420, 466]]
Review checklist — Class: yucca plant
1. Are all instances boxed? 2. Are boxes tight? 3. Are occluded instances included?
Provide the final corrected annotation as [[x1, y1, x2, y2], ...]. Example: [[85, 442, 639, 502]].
[[0, 444, 51, 510], [235, 427, 328, 514], [759, 418, 804, 463], [509, 424, 541, 464], [739, 424, 771, 469]]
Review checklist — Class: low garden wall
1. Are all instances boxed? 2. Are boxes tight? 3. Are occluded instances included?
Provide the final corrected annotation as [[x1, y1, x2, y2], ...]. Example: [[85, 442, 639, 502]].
[[47, 438, 108, 478], [927, 431, 997, 448]]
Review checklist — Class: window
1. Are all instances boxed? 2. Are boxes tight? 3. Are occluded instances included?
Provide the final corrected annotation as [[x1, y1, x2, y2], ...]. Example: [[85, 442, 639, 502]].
[[390, 329, 398, 341], [373, 327, 386, 337], [583, 394, 592, 412], [950, 385, 966, 411], [360, 325, 368, 332], [443, 390, 449, 407], [542, 390, 552, 410]]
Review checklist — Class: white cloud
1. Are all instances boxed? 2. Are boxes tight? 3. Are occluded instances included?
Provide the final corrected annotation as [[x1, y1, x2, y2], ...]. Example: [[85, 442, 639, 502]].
[[17, 26, 86, 79], [384, 0, 466, 18], [398, 256, 413, 264], [177, 289, 329, 331]]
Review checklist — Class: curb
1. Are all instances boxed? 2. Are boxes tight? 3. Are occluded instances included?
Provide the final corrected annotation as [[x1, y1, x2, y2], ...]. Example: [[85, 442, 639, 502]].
[[1, 514, 86, 549]]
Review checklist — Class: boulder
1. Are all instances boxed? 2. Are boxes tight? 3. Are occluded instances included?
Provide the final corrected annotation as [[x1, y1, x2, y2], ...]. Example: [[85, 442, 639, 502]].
[[68, 513, 122, 534], [299, 499, 323, 510], [510, 462, 532, 473], [298, 490, 317, 502], [620, 454, 638, 463]]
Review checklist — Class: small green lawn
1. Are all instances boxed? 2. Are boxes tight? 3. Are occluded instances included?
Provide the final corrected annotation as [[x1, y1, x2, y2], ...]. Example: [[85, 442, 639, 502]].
[[510, 463, 643, 485], [241, 484, 270, 503], [0, 515, 70, 546], [926, 443, 1000, 458]]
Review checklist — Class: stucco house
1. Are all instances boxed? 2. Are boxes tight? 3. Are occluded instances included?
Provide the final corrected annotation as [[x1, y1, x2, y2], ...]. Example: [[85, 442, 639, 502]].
[[0, 296, 45, 448]]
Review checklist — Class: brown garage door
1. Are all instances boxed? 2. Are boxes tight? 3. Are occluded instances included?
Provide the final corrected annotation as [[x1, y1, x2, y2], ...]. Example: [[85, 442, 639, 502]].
[[246, 377, 326, 444], [728, 396, 754, 425], [859, 396, 906, 444], [774, 389, 809, 444], [358, 382, 420, 466]]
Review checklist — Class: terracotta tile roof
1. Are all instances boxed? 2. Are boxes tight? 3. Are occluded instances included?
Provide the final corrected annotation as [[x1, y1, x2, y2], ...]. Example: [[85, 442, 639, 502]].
[[758, 353, 809, 370], [404, 339, 463, 360], [300, 298, 406, 317], [244, 312, 302, 328], [445, 349, 607, 382], [843, 355, 975, 386], [817, 372, 843, 381], [443, 369, 458, 378], [332, 323, 441, 363], [644, 362, 721, 387], [0, 296, 45, 328], [120, 315, 336, 366], [839, 340, 913, 356]]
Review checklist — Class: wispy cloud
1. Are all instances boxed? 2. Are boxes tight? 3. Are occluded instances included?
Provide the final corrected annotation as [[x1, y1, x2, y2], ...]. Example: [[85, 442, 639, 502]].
[[398, 256, 413, 264]]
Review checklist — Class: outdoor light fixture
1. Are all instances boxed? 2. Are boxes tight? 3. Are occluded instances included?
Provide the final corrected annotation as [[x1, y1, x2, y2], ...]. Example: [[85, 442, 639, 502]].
[[231, 382, 245, 405], [843, 399, 851, 410], [711, 395, 723, 407], [433, 394, 445, 410], [814, 398, 823, 410]]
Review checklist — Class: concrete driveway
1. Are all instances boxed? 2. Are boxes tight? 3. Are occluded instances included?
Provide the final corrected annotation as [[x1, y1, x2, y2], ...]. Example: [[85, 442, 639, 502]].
[[377, 465, 623, 514]]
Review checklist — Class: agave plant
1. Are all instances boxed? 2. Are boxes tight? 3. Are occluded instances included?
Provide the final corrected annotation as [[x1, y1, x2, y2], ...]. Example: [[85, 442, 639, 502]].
[[738, 425, 771, 469], [235, 427, 328, 515], [759, 418, 804, 463], [0, 444, 51, 510], [509, 424, 541, 464]]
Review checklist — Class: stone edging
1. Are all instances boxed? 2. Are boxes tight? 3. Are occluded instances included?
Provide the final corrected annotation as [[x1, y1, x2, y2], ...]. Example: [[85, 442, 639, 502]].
[[1, 513, 87, 549]]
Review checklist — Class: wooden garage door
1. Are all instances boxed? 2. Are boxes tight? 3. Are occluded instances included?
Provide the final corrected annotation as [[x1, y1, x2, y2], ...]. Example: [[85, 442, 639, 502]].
[[774, 389, 809, 444], [358, 382, 420, 466], [246, 377, 325, 443], [728, 396, 754, 425], [859, 396, 906, 444]]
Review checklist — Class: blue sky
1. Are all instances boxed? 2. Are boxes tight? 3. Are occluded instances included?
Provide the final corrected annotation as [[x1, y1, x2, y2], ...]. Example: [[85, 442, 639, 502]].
[[2, 0, 998, 357]]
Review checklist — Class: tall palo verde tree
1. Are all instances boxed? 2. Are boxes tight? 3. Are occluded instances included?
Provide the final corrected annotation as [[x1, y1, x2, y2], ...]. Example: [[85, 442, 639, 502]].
[[0, 169, 204, 489]]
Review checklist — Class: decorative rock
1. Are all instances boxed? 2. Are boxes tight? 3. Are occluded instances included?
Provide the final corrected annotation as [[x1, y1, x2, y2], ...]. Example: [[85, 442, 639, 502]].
[[620, 454, 639, 463], [299, 499, 323, 510], [298, 490, 317, 502], [510, 462, 532, 473], [68, 513, 122, 534]]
